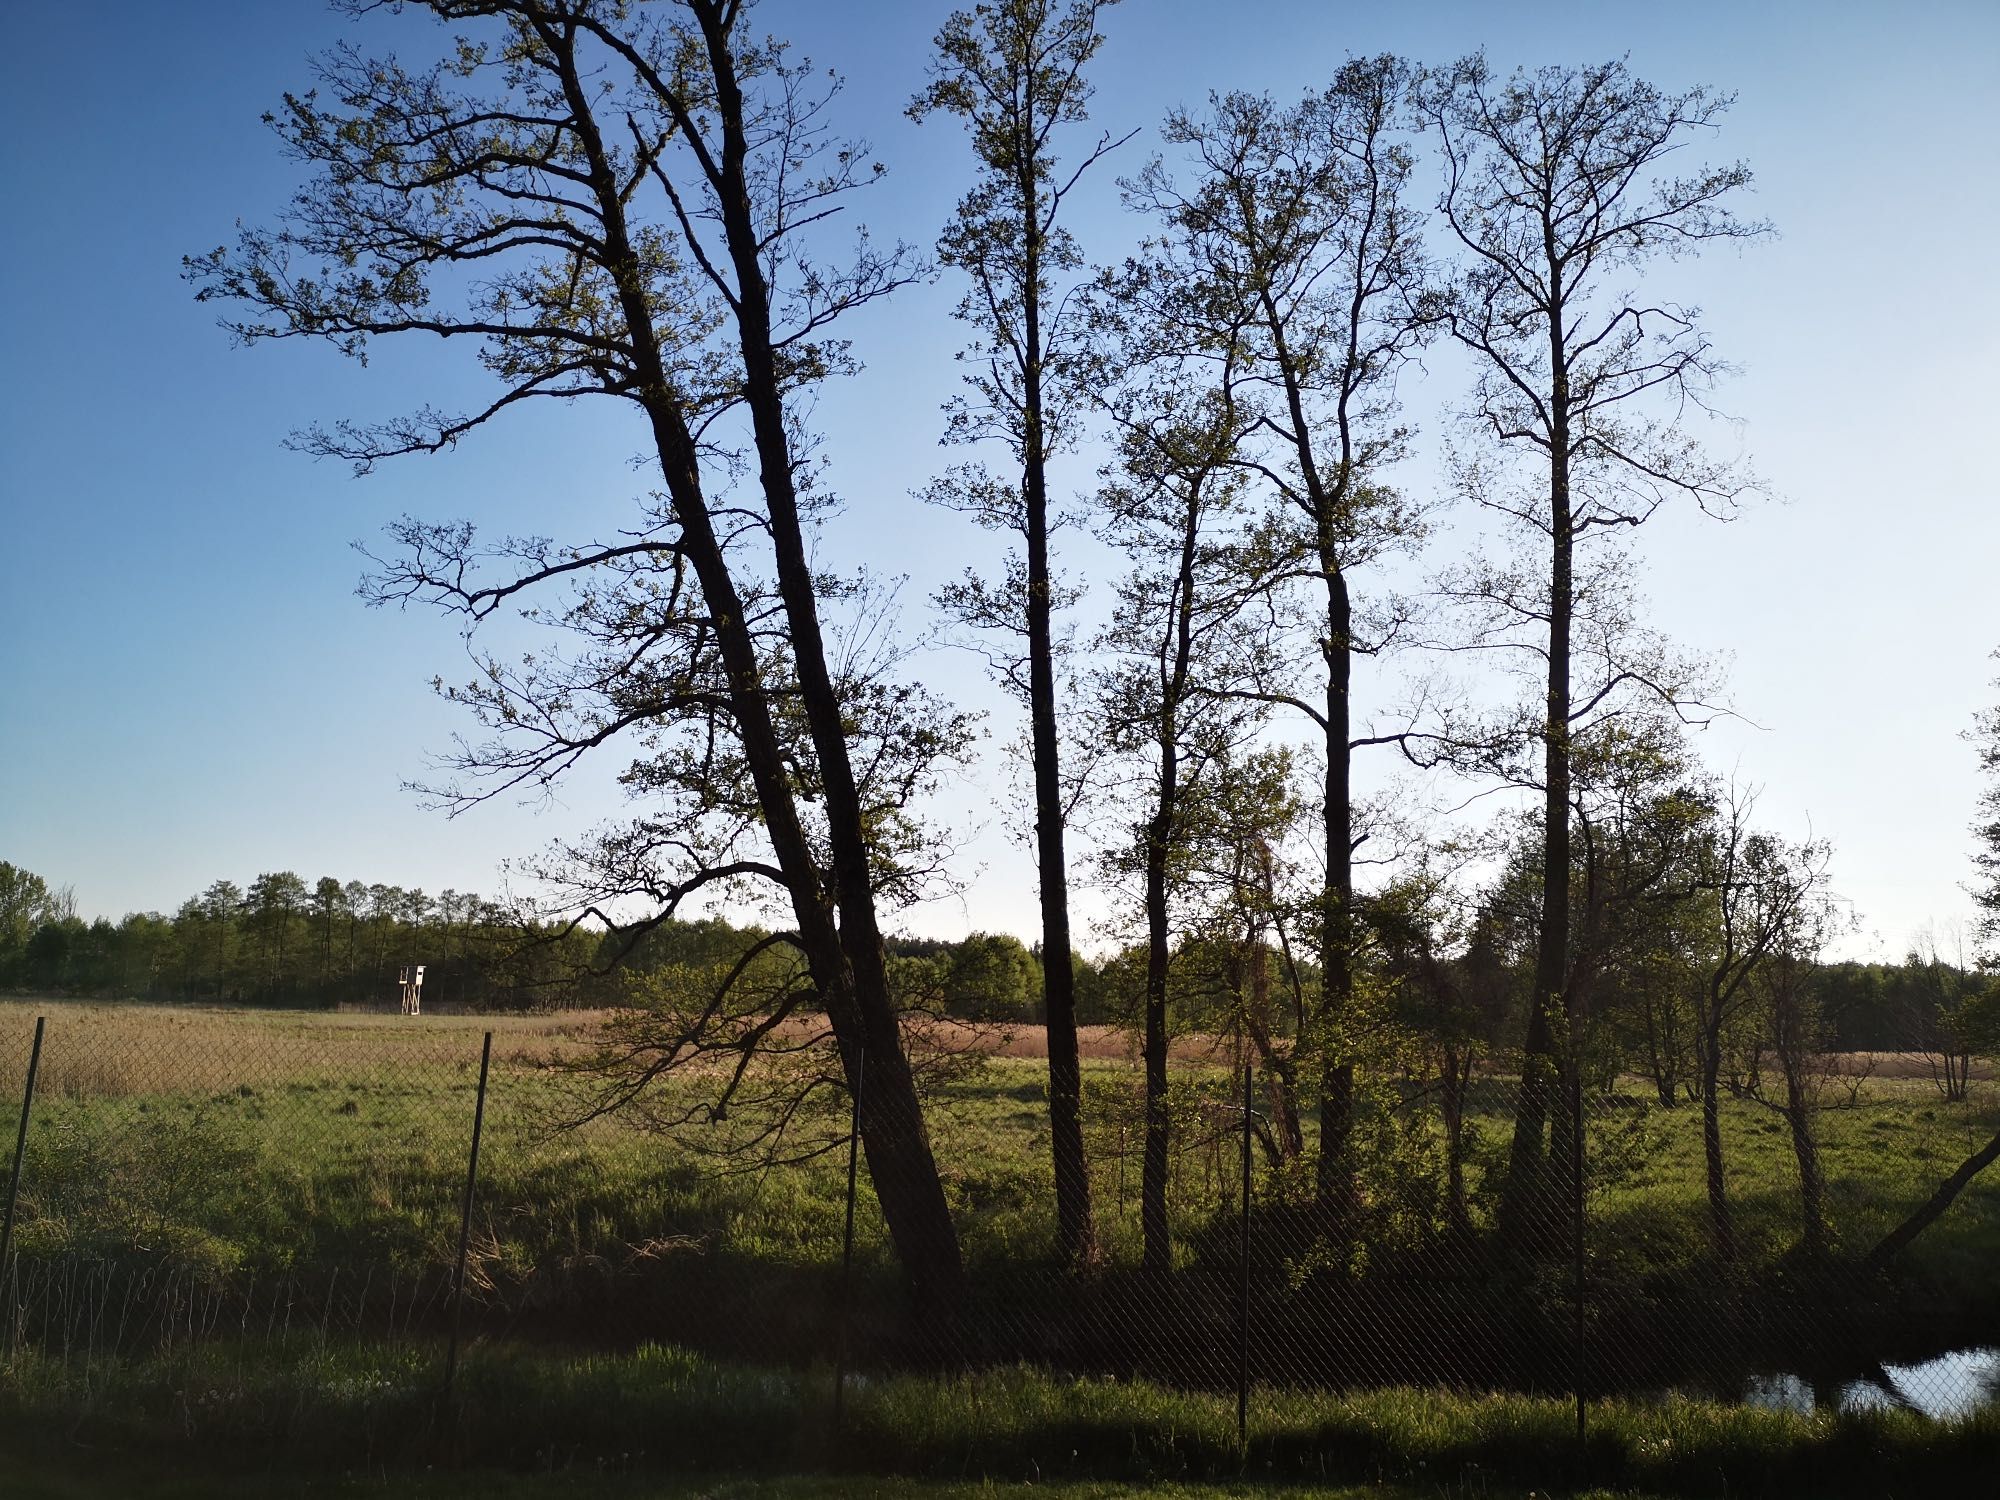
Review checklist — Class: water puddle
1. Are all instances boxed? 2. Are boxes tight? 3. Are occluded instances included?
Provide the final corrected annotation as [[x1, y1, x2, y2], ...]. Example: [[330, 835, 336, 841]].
[[1741, 1346, 1999, 1420]]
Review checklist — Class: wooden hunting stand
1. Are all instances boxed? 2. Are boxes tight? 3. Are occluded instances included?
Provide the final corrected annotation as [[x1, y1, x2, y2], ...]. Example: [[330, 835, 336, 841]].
[[398, 964, 426, 1017]]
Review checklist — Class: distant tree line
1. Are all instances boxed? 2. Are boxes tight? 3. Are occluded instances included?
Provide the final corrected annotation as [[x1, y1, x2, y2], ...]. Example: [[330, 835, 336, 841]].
[[0, 862, 592, 1008], [0, 858, 1102, 1020], [11, 852, 1980, 1061]]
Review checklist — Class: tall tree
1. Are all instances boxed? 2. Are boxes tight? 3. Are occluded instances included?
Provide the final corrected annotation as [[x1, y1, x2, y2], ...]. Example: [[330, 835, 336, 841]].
[[1090, 312, 1269, 1273], [1416, 56, 1767, 1235], [189, 0, 963, 1309], [0, 862, 62, 984], [341, 880, 368, 985], [311, 876, 345, 998], [197, 879, 243, 1002], [1120, 60, 1431, 1226], [911, 0, 1127, 1268], [247, 870, 309, 1002]]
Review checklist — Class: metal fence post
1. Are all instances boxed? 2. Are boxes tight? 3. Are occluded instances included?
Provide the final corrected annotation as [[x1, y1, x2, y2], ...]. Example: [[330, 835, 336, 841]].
[[1237, 1059, 1252, 1451], [833, 1043, 865, 1438], [442, 1030, 493, 1400], [1, 1016, 46, 1352]]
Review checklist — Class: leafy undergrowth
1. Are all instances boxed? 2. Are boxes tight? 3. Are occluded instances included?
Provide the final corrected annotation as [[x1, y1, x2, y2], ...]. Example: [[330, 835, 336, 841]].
[[2, 1339, 1991, 1499]]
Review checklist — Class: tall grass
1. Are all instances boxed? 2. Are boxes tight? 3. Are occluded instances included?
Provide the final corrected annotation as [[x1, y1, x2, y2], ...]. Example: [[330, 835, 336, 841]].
[[1, 1339, 1991, 1498]]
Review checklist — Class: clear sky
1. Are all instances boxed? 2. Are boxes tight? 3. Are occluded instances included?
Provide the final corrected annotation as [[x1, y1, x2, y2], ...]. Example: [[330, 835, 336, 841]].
[[2, 0, 1995, 962]]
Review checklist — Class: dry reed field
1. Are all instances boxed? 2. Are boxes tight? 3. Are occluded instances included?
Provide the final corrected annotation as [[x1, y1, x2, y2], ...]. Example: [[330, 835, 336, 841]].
[[0, 1000, 604, 1103], [6, 999, 1980, 1095]]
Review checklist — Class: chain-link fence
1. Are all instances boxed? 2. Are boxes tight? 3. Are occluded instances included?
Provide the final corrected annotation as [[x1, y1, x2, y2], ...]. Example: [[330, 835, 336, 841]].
[[2, 997, 1995, 1443]]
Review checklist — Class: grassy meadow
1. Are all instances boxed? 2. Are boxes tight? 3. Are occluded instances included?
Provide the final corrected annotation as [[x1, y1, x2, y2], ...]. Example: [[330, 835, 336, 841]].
[[0, 995, 1995, 1490]]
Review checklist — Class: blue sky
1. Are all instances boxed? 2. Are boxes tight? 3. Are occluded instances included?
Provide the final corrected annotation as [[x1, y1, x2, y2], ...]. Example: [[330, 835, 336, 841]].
[[2, 0, 1995, 962]]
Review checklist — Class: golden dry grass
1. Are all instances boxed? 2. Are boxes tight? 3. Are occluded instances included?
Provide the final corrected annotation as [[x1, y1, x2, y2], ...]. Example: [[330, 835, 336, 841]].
[[3, 998, 1986, 1102], [0, 1000, 607, 1102]]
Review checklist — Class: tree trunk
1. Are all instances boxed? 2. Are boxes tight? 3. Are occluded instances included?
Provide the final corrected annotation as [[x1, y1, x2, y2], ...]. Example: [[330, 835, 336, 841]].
[[1501, 630, 1569, 1238], [1442, 1045, 1472, 1238], [1318, 566, 1357, 1230], [1005, 68, 1095, 1272], [1026, 370, 1095, 1270], [1132, 455, 1217, 1277], [1700, 1041, 1734, 1261], [705, 20, 964, 1312], [1242, 939, 1303, 1162], [1863, 1126, 2000, 1275], [642, 326, 965, 1314], [1946, 1050, 1970, 1104], [1504, 315, 1573, 1249], [1644, 993, 1680, 1108], [1262, 281, 1359, 1235], [1141, 807, 1173, 1278], [1783, 1080, 1827, 1257], [567, 17, 965, 1311]]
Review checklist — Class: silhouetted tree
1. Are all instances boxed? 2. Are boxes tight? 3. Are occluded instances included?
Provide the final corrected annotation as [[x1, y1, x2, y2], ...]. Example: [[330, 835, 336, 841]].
[[1089, 310, 1269, 1273], [911, 0, 1128, 1269], [189, 0, 965, 1310], [1119, 58, 1433, 1229], [1415, 56, 1767, 1239]]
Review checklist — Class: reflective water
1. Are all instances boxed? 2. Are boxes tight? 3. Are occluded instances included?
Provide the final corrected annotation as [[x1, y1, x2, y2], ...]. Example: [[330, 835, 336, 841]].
[[1741, 1346, 2000, 1420]]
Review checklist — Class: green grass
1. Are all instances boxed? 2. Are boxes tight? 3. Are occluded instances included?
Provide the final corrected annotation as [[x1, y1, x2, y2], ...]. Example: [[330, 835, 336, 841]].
[[1, 1338, 1990, 1499], [1584, 1078, 2000, 1275], [0, 999, 1995, 1393], [6, 1464, 1649, 1500], [2, 992, 1992, 1492]]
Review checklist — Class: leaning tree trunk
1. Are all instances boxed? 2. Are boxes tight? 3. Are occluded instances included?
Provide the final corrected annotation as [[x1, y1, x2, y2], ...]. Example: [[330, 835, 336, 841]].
[[1863, 1127, 2000, 1275], [574, 18, 966, 1311], [710, 50, 966, 1309]]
